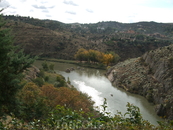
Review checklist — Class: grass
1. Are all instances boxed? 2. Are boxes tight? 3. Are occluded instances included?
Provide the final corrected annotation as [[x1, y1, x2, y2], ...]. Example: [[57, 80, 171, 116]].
[[38, 58, 107, 70], [44, 72, 57, 84]]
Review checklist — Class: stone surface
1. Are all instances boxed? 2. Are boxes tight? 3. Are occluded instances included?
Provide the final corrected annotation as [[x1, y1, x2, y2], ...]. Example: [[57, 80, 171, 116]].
[[106, 44, 173, 120], [24, 65, 40, 81]]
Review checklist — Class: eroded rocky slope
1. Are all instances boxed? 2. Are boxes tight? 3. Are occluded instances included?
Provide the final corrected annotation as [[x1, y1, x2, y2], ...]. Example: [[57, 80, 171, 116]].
[[106, 44, 173, 120]]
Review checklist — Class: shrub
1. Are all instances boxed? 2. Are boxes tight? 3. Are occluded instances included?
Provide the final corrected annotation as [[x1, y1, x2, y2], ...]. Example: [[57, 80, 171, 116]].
[[33, 77, 44, 87], [38, 69, 45, 78], [55, 75, 66, 87], [44, 76, 49, 82], [42, 61, 49, 71], [16, 82, 49, 121], [49, 63, 54, 71]]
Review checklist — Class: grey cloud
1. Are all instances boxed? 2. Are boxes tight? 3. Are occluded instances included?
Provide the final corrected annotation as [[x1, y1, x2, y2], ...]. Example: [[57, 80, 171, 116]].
[[48, 6, 55, 9], [10, 6, 17, 9], [0, 0, 9, 8], [42, 9, 49, 13], [65, 11, 76, 15], [40, 1, 48, 4], [63, 0, 78, 6], [20, 0, 27, 2], [32, 5, 47, 9], [46, 14, 51, 17], [86, 9, 93, 13], [29, 9, 34, 12], [32, 5, 55, 9]]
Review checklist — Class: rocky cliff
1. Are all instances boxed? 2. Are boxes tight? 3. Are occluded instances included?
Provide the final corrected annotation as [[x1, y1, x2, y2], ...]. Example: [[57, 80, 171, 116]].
[[106, 44, 173, 120]]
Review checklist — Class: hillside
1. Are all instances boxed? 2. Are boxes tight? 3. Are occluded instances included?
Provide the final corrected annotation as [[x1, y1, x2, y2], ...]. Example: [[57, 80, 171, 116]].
[[106, 44, 173, 120], [3, 15, 173, 61], [5, 19, 108, 59]]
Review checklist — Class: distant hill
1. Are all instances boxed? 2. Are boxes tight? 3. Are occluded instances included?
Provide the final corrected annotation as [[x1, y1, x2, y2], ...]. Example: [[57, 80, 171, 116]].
[[3, 15, 173, 61]]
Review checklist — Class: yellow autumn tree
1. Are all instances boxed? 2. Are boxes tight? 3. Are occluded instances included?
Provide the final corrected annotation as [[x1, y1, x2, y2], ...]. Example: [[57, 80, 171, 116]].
[[74, 48, 120, 65], [103, 53, 114, 66], [74, 48, 88, 62], [96, 51, 105, 63], [88, 49, 98, 63]]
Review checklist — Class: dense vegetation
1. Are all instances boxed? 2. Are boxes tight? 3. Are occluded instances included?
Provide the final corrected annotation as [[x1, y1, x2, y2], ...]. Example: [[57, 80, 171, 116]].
[[74, 48, 120, 66], [1, 13, 173, 129], [0, 14, 35, 116]]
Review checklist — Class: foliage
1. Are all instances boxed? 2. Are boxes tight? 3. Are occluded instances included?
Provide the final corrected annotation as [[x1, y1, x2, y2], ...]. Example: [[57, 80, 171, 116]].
[[16, 82, 49, 121], [124, 102, 143, 124], [41, 85, 94, 113], [109, 51, 121, 64], [38, 69, 45, 78], [44, 76, 49, 82], [49, 63, 54, 71], [67, 77, 71, 84], [55, 75, 66, 87], [0, 15, 35, 115], [41, 61, 49, 71], [32, 77, 44, 87], [103, 53, 114, 66], [74, 48, 120, 66], [74, 48, 88, 62], [41, 61, 55, 73], [1, 99, 173, 129]]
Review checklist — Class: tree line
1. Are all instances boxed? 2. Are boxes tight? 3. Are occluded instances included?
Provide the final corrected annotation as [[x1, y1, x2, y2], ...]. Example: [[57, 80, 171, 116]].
[[74, 48, 120, 66]]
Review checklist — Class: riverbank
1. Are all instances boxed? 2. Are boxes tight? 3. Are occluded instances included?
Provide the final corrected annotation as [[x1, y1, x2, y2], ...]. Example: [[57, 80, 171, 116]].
[[34, 60, 164, 125], [38, 58, 107, 70], [106, 50, 173, 121]]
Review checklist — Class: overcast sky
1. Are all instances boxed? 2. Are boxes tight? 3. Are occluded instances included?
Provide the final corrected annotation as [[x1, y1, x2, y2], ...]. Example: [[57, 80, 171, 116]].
[[1, 0, 173, 23]]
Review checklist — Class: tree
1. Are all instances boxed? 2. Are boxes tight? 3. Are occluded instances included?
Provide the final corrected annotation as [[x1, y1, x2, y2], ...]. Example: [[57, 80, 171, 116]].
[[17, 82, 48, 120], [96, 51, 104, 63], [74, 48, 88, 62], [109, 51, 120, 64], [102, 54, 114, 66], [88, 49, 97, 63], [0, 15, 35, 115]]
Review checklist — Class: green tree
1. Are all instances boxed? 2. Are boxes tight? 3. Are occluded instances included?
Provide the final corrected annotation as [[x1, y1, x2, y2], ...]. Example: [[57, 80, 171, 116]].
[[0, 15, 35, 115], [109, 51, 120, 64], [49, 63, 54, 71], [42, 61, 49, 71]]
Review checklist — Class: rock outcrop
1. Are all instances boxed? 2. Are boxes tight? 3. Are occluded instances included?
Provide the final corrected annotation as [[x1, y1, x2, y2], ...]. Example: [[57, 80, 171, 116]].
[[24, 66, 40, 81], [106, 44, 173, 120]]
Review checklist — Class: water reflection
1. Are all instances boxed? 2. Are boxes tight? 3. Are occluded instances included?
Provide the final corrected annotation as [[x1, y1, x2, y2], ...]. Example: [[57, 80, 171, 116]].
[[73, 80, 103, 107], [34, 60, 162, 125], [75, 68, 104, 78]]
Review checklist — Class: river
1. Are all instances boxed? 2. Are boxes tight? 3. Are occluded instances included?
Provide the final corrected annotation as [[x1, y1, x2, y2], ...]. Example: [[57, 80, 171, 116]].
[[34, 60, 163, 125]]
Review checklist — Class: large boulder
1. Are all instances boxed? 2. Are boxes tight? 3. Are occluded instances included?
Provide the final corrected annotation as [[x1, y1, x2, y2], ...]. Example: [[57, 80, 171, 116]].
[[65, 68, 71, 73]]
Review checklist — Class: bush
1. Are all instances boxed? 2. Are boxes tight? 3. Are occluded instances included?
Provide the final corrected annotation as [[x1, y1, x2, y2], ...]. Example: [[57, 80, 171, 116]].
[[3, 100, 170, 129], [38, 69, 45, 78], [33, 77, 44, 87], [16, 82, 49, 121], [55, 75, 66, 87], [49, 63, 54, 71], [44, 76, 49, 82], [42, 61, 49, 71]]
